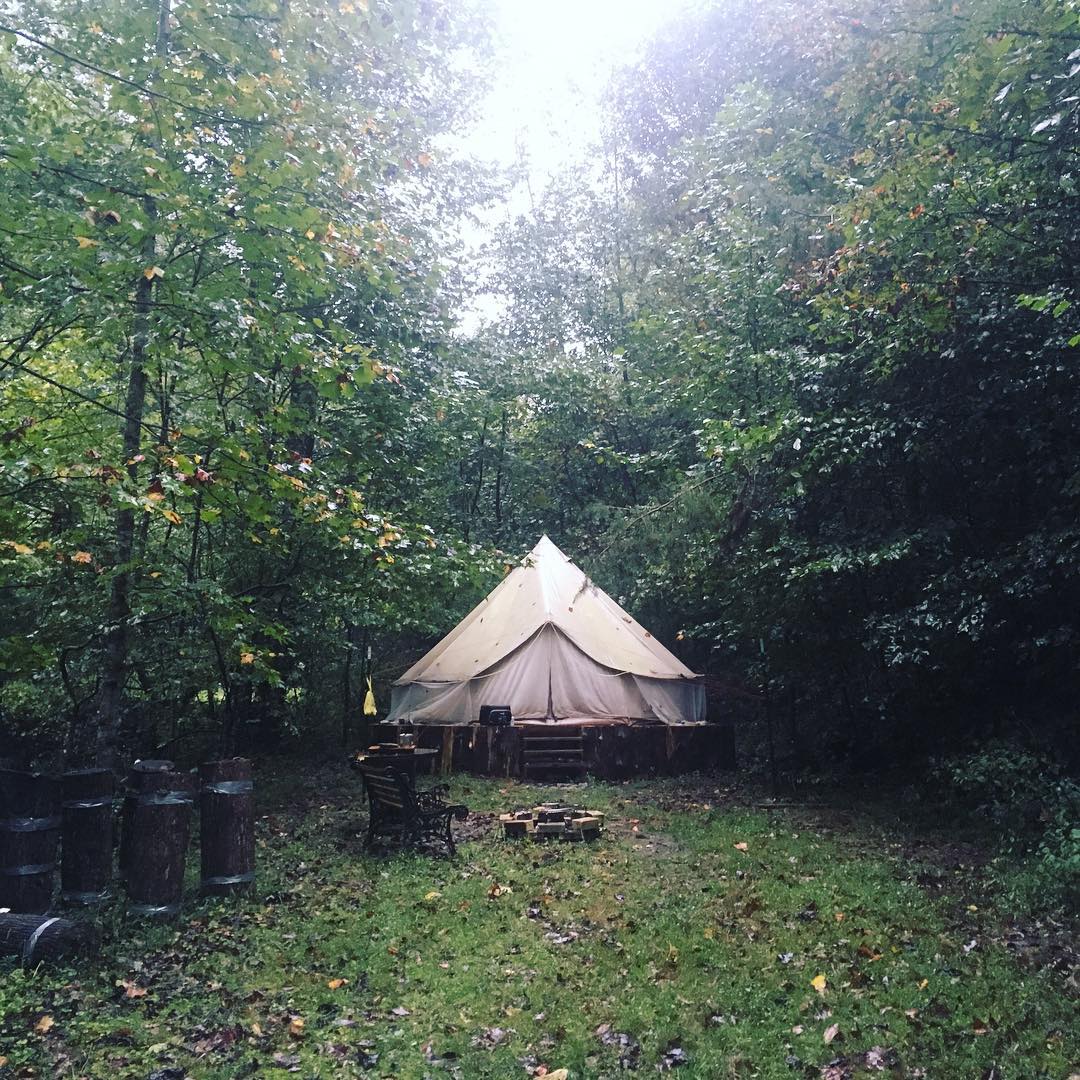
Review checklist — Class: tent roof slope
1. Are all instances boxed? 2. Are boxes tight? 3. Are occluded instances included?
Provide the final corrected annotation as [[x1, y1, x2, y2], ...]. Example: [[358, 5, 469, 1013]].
[[394, 535, 700, 685]]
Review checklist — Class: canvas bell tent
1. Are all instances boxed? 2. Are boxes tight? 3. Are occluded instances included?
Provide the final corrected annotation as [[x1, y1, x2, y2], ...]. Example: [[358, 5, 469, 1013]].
[[387, 536, 705, 726]]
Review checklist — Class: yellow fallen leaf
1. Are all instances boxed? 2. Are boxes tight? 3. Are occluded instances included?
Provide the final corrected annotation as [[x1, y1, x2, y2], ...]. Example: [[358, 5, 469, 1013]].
[[161, 508, 181, 525], [76, 236, 99, 249], [834, 912, 845, 922], [288, 1016, 304, 1037], [71, 550, 93, 564], [703, 926, 715, 940], [4, 541, 34, 555], [250, 1022, 263, 1036], [423, 890, 441, 902], [733, 842, 749, 852], [327, 978, 348, 990], [811, 974, 827, 995], [918, 978, 928, 990], [34, 1015, 54, 1034], [240, 652, 255, 665], [544, 1071, 569, 1080]]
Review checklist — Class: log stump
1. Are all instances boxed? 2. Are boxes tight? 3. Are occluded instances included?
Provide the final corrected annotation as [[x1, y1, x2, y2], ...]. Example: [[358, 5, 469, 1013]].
[[0, 769, 60, 913], [61, 768, 115, 906], [126, 769, 194, 918], [199, 758, 255, 897], [118, 759, 175, 881], [0, 912, 98, 966]]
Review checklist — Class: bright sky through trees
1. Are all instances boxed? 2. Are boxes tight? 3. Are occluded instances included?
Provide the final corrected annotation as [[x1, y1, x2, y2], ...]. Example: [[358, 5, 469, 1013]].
[[462, 0, 674, 187]]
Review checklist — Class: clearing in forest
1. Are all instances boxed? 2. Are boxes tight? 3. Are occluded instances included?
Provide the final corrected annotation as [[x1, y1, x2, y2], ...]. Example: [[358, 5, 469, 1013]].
[[1, 765, 1075, 1079]]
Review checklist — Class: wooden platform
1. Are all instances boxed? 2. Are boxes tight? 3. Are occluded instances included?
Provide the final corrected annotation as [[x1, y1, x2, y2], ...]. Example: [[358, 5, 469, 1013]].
[[369, 722, 735, 780]]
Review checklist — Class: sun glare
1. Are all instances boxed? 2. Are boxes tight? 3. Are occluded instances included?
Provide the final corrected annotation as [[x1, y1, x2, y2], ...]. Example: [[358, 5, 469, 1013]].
[[463, 0, 677, 179]]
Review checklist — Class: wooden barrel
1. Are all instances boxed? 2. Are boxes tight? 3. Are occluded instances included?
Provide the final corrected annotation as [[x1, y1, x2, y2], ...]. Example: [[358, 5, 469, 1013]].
[[0, 770, 61, 913], [0, 912, 98, 966], [199, 758, 255, 896], [61, 769, 115, 905], [126, 769, 194, 918], [118, 759, 174, 880]]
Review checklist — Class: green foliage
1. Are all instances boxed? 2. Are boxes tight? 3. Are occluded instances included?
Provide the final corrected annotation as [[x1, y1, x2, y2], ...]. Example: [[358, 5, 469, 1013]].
[[0, 0, 498, 762], [937, 743, 1080, 913]]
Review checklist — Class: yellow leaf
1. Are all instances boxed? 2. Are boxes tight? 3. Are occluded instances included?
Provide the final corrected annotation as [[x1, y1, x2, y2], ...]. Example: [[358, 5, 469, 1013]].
[[834, 912, 845, 922], [34, 1015, 54, 1034], [251, 1022, 263, 1036], [305, 229, 316, 240], [161, 509, 181, 525], [143, 265, 165, 280], [270, 48, 283, 61], [4, 541, 34, 555], [288, 1016, 305, 1037], [733, 841, 748, 852], [327, 978, 348, 990], [71, 550, 93, 564], [918, 978, 928, 990], [76, 236, 99, 249], [423, 890, 441, 902], [811, 974, 827, 995], [544, 1071, 569, 1080], [230, 158, 247, 178], [703, 926, 715, 940], [240, 652, 255, 665]]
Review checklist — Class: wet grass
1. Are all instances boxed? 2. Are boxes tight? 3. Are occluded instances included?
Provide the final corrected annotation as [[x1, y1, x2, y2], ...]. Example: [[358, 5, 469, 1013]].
[[0, 764, 1075, 1079]]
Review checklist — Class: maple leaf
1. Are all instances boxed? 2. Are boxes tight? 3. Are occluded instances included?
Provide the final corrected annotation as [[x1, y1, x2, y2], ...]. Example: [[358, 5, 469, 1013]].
[[34, 1015, 55, 1034], [811, 974, 827, 995]]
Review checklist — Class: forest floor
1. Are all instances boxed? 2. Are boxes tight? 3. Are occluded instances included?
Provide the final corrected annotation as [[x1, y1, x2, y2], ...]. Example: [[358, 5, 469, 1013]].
[[1, 762, 1076, 1080]]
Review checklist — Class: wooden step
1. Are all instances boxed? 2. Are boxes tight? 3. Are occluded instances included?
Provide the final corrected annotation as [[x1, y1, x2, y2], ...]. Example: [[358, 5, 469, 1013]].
[[523, 761, 588, 775]]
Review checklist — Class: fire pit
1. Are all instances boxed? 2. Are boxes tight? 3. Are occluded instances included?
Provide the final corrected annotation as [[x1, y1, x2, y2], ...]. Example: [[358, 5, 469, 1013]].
[[499, 805, 605, 841]]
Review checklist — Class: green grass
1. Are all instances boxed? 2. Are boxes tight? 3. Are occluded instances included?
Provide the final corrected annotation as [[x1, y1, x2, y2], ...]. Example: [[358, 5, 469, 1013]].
[[1, 766, 1075, 1079]]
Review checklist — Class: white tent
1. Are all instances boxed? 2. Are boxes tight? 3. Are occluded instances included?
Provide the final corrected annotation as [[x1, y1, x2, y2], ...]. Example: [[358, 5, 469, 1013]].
[[387, 535, 705, 726]]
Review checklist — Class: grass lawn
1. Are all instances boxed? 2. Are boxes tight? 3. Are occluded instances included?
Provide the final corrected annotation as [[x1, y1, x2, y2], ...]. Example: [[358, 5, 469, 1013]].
[[1, 763, 1075, 1079]]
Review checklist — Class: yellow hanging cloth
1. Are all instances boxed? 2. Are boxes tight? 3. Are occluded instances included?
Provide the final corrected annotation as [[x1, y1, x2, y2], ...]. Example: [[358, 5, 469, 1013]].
[[363, 676, 377, 717]]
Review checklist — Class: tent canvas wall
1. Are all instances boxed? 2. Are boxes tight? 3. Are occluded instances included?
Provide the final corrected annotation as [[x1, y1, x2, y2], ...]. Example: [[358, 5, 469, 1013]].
[[387, 536, 705, 726]]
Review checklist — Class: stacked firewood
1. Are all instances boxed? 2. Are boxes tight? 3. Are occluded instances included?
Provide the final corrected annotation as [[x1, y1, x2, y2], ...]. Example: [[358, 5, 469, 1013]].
[[499, 805, 604, 841]]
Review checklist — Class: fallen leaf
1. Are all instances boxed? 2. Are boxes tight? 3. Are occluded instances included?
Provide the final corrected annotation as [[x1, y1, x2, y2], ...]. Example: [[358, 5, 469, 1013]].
[[811, 973, 827, 995], [143, 265, 165, 280], [287, 1016, 305, 1037], [971, 1018, 989, 1035], [390, 1005, 410, 1017], [823, 1023, 840, 1044], [544, 1071, 569, 1080], [240, 652, 255, 665], [76, 236, 100, 249], [121, 979, 147, 998], [71, 550, 93, 564], [34, 1015, 55, 1034], [733, 842, 749, 852], [327, 978, 348, 990], [423, 890, 441, 902]]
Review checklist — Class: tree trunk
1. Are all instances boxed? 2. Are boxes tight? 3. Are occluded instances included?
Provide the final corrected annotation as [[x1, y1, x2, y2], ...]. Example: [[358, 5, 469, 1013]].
[[93, 0, 171, 766]]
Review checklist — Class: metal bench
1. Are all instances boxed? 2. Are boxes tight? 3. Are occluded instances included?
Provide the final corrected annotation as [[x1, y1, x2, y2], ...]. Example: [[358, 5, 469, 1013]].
[[354, 762, 468, 856]]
